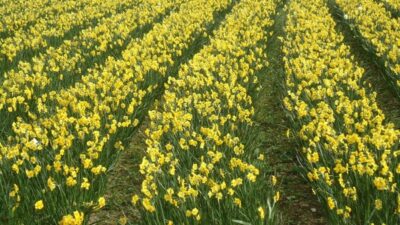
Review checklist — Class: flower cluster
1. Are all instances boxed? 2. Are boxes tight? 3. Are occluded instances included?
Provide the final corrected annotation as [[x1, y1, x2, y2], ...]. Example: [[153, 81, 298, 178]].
[[283, 0, 400, 224], [383, 0, 400, 12], [136, 0, 279, 224]]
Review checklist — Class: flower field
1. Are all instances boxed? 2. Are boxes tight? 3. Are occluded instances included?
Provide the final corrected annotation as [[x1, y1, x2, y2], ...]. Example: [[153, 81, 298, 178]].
[[0, 0, 399, 224]]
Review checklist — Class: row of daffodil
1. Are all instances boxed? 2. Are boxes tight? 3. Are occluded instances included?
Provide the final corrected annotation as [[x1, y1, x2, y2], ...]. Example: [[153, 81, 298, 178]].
[[0, 0, 79, 35], [0, 0, 232, 224], [0, 0, 180, 137], [283, 0, 400, 224], [0, 0, 134, 64], [333, 0, 400, 98], [135, 0, 280, 224]]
